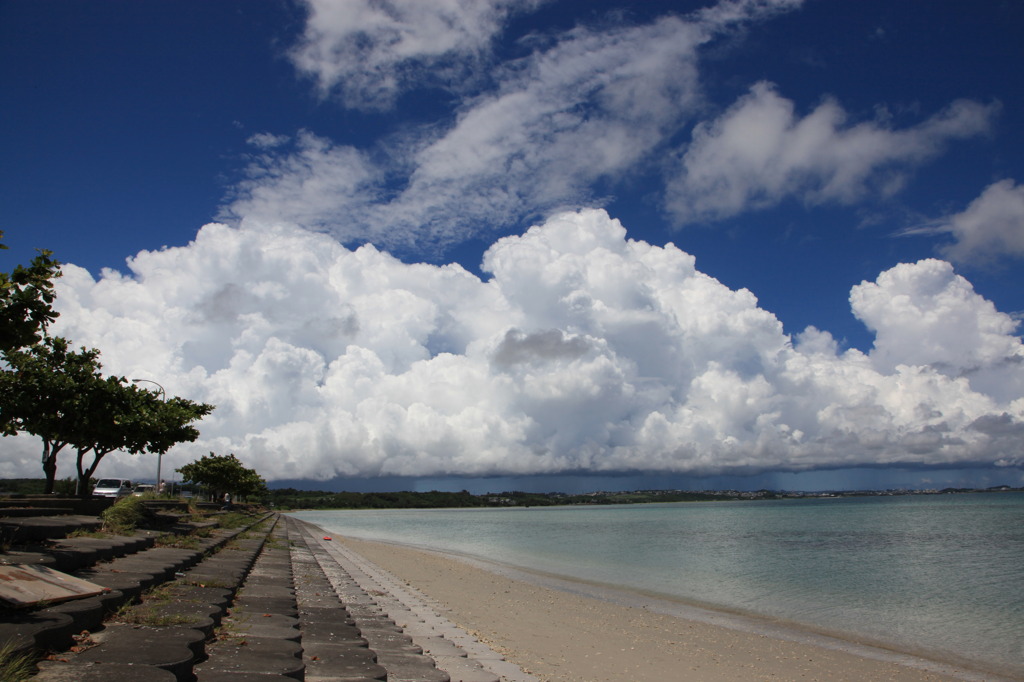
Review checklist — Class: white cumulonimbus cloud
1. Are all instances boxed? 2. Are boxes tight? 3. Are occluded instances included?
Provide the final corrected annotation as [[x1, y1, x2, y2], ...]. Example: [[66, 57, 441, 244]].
[[3, 210, 1021, 481]]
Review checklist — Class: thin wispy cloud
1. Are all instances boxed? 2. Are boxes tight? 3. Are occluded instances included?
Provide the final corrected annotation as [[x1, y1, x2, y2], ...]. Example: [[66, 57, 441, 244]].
[[666, 82, 998, 224], [220, 131, 379, 238], [926, 179, 1024, 266], [224, 0, 1001, 259], [225, 10, 715, 251], [290, 0, 548, 110]]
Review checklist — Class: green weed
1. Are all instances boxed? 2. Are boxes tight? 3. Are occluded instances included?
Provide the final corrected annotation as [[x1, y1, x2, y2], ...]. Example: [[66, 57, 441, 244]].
[[116, 605, 198, 627], [216, 512, 251, 529], [66, 528, 108, 539], [101, 496, 147, 534], [155, 533, 201, 550], [0, 642, 35, 681]]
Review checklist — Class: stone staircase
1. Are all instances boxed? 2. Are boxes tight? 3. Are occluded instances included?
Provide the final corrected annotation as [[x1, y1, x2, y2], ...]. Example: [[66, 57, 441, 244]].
[[1, 508, 519, 681]]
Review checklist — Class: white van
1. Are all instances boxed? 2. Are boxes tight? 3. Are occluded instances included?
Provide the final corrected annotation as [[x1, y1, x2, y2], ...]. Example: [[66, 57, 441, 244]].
[[93, 478, 134, 498]]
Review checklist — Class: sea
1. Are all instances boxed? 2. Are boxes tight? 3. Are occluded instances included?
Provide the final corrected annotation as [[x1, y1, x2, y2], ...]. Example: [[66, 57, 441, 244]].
[[292, 492, 1024, 678]]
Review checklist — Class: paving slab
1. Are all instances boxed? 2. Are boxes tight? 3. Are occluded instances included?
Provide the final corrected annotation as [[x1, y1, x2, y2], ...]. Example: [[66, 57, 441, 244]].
[[429, 653, 502, 682], [295, 592, 348, 609], [78, 623, 207, 679], [302, 641, 388, 680], [195, 673, 303, 682], [135, 545, 205, 567], [166, 584, 234, 609], [296, 605, 356, 623], [300, 620, 369, 647], [0, 549, 56, 567], [0, 516, 102, 542], [0, 609, 75, 654], [95, 556, 181, 583], [188, 560, 251, 577], [350, 616, 406, 635], [41, 592, 120, 633], [353, 628, 423, 654], [51, 535, 151, 563], [197, 637, 304, 680], [71, 569, 159, 600], [179, 570, 245, 591], [235, 584, 294, 600], [0, 507, 72, 518], [375, 651, 452, 682], [33, 660, 178, 681], [226, 612, 300, 641], [118, 599, 222, 636], [231, 595, 298, 617]]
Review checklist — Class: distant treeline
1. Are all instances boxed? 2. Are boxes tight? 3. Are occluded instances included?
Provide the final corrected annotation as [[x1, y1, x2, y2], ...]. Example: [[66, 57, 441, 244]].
[[3, 478, 723, 507], [5, 478, 1018, 510], [0, 477, 75, 496], [267, 488, 734, 510]]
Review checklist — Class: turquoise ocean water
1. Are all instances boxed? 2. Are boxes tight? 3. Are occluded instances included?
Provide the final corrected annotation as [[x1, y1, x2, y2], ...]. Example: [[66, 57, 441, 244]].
[[293, 493, 1024, 677]]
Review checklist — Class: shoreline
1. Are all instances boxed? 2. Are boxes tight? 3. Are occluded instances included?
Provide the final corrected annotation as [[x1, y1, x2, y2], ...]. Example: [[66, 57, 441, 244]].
[[330, 533, 1016, 682]]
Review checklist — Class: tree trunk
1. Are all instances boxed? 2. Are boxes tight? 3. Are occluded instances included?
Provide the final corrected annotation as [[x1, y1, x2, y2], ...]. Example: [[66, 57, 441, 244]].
[[41, 439, 66, 495], [75, 446, 94, 499], [76, 448, 113, 499]]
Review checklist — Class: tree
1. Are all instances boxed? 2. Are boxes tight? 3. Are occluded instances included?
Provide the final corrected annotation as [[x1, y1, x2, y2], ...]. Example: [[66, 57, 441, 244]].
[[0, 337, 214, 497], [0, 337, 103, 492], [70, 379, 214, 498], [0, 231, 62, 356], [177, 453, 267, 503], [0, 232, 214, 495]]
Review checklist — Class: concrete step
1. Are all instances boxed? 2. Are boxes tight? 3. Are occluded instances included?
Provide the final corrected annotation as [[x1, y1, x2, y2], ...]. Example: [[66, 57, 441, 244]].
[[21, 513, 276, 681]]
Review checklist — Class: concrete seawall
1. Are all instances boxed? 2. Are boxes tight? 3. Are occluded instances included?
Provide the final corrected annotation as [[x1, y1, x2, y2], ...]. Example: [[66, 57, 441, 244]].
[[1, 510, 534, 681]]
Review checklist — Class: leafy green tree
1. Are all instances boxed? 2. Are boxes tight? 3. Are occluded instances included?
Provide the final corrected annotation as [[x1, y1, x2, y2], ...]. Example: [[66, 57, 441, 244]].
[[0, 233, 214, 496], [177, 452, 267, 502], [71, 380, 214, 498], [0, 337, 213, 497], [0, 231, 62, 356], [0, 337, 103, 492]]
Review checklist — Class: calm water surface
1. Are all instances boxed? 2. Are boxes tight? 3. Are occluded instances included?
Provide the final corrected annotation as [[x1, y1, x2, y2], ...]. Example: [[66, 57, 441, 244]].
[[293, 493, 1024, 677]]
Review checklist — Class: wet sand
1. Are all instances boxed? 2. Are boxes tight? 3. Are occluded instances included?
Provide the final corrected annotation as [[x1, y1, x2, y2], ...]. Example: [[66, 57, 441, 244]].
[[338, 535, 1002, 682]]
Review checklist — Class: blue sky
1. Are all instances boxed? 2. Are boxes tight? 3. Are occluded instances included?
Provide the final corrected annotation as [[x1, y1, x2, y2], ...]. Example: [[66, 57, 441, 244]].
[[2, 0, 1023, 493]]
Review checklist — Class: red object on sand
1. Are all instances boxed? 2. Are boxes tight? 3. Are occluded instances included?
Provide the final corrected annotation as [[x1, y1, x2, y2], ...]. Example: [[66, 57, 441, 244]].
[[323, 536, 332, 541]]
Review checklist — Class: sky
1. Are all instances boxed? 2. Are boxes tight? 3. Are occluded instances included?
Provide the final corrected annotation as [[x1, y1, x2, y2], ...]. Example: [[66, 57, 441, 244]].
[[2, 0, 1024, 494]]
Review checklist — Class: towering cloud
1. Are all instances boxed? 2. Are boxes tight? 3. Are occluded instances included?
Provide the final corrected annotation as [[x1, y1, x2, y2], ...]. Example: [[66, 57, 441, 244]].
[[4, 210, 1020, 482], [850, 258, 1024, 403]]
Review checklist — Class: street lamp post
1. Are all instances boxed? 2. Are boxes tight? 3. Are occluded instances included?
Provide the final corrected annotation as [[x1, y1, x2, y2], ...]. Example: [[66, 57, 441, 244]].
[[132, 378, 166, 493]]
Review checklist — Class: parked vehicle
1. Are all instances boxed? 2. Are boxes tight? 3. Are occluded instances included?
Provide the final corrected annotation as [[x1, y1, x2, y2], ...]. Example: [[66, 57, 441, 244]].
[[132, 484, 156, 496], [92, 478, 134, 498]]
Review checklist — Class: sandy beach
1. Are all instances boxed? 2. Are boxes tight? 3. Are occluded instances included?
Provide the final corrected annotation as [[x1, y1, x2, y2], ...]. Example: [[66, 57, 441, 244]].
[[338, 536, 997, 682]]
